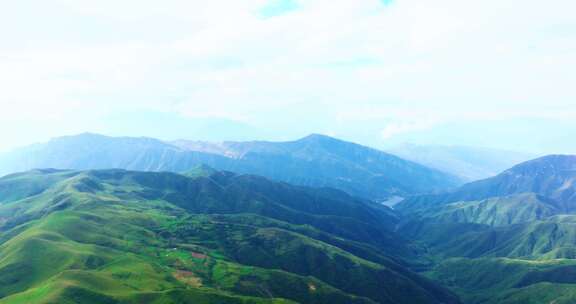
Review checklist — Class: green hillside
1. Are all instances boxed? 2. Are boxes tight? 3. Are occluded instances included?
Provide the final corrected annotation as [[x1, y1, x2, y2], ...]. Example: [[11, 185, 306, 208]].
[[407, 193, 562, 227], [397, 155, 576, 303], [0, 169, 459, 304]]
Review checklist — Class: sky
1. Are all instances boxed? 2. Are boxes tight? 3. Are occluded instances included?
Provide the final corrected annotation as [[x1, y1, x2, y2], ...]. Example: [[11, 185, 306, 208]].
[[0, 0, 575, 154]]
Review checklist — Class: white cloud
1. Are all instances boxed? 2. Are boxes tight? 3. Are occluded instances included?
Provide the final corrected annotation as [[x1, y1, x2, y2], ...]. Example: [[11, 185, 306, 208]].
[[0, 0, 574, 150]]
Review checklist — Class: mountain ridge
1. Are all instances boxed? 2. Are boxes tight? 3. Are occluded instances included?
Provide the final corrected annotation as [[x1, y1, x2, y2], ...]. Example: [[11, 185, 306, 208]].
[[396, 154, 576, 216], [0, 133, 462, 201]]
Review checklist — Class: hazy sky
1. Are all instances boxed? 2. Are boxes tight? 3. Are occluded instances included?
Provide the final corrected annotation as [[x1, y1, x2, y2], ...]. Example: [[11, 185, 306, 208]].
[[1, 0, 575, 154]]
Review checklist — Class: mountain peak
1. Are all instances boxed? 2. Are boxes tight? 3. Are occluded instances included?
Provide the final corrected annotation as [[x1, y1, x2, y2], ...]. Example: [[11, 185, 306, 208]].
[[183, 164, 218, 178], [52, 132, 109, 142], [76, 132, 107, 137], [295, 134, 364, 149], [506, 154, 576, 175], [298, 133, 337, 142]]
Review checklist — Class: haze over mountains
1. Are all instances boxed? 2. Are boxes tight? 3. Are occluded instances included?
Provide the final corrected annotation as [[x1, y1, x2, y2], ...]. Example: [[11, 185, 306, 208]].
[[388, 144, 536, 181], [0, 133, 461, 201]]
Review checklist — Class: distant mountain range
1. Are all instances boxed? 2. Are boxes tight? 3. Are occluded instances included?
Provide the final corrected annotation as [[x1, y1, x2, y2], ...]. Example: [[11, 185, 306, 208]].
[[387, 144, 536, 181], [0, 133, 461, 201], [0, 168, 459, 304]]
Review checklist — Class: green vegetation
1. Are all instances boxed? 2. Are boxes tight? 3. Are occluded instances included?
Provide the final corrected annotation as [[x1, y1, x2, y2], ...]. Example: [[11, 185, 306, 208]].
[[0, 169, 459, 303], [411, 193, 561, 227], [4, 152, 573, 303], [427, 258, 576, 304], [397, 155, 576, 303]]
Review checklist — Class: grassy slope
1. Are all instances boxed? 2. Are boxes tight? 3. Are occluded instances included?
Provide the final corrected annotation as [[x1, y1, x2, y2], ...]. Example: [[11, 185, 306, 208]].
[[413, 193, 562, 227], [401, 215, 576, 259], [0, 170, 459, 304], [427, 257, 576, 304], [395, 156, 576, 303], [400, 215, 576, 303], [0, 206, 294, 304]]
